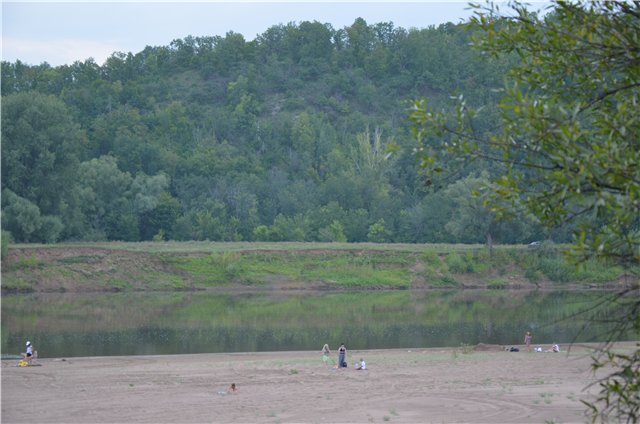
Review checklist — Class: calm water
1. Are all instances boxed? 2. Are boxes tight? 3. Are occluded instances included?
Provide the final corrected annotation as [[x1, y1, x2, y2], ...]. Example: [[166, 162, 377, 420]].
[[1, 290, 633, 358]]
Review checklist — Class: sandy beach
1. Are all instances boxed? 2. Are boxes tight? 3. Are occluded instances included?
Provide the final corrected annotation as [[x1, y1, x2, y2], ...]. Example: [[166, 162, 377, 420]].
[[2, 342, 635, 423]]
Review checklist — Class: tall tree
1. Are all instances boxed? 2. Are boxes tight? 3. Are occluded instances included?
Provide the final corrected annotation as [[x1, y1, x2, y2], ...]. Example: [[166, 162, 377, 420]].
[[1, 92, 86, 241], [77, 155, 135, 240], [1, 189, 63, 243], [443, 173, 537, 246]]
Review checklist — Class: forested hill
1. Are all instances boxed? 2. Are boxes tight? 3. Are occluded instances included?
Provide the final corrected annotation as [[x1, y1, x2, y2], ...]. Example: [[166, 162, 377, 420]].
[[1, 18, 550, 244]]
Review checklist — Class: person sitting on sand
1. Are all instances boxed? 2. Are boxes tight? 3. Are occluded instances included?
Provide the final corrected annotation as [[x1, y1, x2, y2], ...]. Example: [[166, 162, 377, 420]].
[[355, 358, 366, 370], [545, 343, 560, 352], [217, 383, 238, 396]]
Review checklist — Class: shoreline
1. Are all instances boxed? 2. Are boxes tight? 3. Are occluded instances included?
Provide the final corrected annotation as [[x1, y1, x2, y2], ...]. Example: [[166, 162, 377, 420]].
[[4, 244, 636, 293], [3, 342, 636, 423]]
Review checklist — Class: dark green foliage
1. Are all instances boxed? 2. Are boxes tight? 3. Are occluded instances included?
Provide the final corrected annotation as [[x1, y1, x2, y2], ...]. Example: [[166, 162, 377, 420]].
[[0, 18, 566, 244]]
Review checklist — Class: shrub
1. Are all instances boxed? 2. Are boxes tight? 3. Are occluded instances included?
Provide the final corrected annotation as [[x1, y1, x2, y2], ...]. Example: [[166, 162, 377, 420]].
[[208, 252, 243, 279], [487, 279, 507, 289], [422, 251, 441, 267], [440, 274, 460, 287], [524, 267, 542, 283], [446, 252, 466, 273], [539, 258, 573, 282], [535, 241, 561, 258], [463, 252, 477, 272]]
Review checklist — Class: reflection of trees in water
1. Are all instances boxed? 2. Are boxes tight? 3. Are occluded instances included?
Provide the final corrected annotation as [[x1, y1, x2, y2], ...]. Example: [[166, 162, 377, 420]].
[[0, 292, 191, 332], [2, 290, 630, 357]]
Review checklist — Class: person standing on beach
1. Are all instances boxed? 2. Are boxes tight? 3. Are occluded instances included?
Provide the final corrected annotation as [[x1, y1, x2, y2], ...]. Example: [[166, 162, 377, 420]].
[[524, 331, 532, 351], [322, 344, 333, 365], [338, 343, 346, 368]]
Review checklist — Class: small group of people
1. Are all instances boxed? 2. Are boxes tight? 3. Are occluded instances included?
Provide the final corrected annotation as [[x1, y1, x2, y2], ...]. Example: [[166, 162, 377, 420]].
[[523, 331, 560, 353], [322, 343, 365, 370]]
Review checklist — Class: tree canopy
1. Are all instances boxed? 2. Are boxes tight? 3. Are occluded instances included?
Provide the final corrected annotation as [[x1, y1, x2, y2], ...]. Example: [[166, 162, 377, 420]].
[[2, 18, 532, 245]]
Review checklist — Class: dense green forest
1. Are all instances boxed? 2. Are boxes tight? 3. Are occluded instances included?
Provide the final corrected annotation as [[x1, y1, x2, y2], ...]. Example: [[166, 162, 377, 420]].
[[2, 18, 562, 244]]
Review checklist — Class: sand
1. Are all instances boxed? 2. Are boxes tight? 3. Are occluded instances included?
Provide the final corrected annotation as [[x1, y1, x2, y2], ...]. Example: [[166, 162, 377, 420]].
[[2, 342, 635, 424]]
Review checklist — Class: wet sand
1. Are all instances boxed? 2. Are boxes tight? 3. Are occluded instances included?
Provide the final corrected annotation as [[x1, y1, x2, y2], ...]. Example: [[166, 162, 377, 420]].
[[2, 342, 635, 423]]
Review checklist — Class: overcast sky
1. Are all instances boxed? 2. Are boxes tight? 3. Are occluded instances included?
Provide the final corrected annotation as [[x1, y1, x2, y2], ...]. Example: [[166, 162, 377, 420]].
[[2, 1, 481, 67]]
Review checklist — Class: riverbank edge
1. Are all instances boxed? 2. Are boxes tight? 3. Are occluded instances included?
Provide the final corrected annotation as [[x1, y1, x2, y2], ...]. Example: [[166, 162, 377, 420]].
[[2, 242, 637, 293], [3, 341, 637, 363]]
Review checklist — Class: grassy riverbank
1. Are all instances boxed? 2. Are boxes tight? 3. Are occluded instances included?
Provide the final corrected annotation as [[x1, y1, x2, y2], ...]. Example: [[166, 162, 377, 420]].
[[1, 241, 636, 293]]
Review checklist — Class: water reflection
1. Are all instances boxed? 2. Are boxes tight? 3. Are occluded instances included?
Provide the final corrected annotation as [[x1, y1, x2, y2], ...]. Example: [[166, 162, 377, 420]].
[[1, 290, 632, 358]]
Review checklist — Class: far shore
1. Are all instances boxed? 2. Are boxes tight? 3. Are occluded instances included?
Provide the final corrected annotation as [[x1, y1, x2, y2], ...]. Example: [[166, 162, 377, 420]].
[[2, 341, 636, 423], [4, 243, 636, 293]]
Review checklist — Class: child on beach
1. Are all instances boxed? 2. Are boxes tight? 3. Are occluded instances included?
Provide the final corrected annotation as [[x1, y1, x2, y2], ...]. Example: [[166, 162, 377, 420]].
[[217, 383, 238, 396]]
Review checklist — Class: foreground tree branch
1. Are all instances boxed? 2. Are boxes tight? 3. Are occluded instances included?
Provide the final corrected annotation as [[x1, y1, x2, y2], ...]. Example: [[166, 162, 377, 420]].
[[409, 1, 639, 422]]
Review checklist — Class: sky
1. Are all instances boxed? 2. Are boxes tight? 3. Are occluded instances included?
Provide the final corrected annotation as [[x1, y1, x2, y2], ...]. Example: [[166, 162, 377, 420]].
[[2, 1, 479, 67]]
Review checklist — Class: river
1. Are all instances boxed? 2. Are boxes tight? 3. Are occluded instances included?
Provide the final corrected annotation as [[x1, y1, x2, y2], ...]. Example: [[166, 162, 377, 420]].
[[1, 289, 633, 357]]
